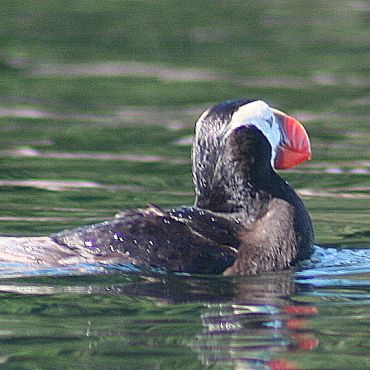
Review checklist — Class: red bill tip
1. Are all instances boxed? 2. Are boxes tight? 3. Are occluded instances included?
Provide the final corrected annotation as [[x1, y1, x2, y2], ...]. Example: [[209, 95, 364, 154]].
[[272, 110, 311, 170]]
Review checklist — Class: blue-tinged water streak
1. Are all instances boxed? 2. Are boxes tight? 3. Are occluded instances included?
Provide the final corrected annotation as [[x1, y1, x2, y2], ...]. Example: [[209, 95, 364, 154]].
[[296, 245, 370, 281]]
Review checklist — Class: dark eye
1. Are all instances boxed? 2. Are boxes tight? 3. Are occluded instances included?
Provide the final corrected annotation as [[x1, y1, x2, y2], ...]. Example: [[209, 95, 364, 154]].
[[266, 117, 273, 127]]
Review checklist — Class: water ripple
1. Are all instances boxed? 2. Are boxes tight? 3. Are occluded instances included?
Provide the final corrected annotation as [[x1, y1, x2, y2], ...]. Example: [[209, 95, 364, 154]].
[[296, 245, 370, 288]]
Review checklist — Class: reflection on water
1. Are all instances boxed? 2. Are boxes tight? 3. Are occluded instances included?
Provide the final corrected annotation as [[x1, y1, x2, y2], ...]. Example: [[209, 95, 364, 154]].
[[0, 246, 368, 368]]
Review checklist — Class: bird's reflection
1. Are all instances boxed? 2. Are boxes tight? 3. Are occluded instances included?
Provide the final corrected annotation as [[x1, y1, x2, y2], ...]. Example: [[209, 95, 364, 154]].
[[124, 270, 319, 369], [0, 267, 319, 369]]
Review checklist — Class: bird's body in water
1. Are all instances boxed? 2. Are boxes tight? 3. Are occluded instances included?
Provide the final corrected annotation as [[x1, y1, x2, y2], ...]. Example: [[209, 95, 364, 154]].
[[0, 99, 314, 275]]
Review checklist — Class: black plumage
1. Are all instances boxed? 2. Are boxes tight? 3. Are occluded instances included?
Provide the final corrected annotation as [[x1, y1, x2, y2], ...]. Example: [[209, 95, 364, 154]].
[[49, 99, 314, 275]]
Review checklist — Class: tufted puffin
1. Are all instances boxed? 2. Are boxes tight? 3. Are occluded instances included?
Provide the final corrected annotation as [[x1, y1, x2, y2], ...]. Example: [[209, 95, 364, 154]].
[[0, 99, 313, 275]]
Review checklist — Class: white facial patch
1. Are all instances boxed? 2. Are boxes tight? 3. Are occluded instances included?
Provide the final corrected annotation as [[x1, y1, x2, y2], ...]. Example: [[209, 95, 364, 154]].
[[226, 100, 282, 166]]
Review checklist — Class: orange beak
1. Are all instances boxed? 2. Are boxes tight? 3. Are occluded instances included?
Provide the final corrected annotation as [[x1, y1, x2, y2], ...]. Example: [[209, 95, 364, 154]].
[[272, 109, 311, 170]]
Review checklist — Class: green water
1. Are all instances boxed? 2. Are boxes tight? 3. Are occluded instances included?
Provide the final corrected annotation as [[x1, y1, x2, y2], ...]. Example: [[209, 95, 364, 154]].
[[0, 1, 370, 369]]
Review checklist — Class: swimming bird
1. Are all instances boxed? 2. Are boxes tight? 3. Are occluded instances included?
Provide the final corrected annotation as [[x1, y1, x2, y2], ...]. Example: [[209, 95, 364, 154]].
[[0, 99, 313, 275]]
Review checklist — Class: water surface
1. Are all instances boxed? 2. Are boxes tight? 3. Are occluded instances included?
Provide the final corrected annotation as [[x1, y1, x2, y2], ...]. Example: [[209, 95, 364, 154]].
[[0, 1, 370, 369]]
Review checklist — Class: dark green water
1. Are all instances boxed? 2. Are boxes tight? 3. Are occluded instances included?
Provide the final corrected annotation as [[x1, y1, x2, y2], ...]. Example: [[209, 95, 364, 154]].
[[0, 1, 370, 369]]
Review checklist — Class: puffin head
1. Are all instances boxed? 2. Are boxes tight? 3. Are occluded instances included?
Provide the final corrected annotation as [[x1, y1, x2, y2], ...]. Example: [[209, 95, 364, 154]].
[[224, 100, 311, 170], [192, 99, 311, 211]]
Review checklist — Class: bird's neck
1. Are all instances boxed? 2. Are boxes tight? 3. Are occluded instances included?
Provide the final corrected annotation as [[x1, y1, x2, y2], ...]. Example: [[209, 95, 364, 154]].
[[192, 123, 278, 217], [193, 155, 276, 218]]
